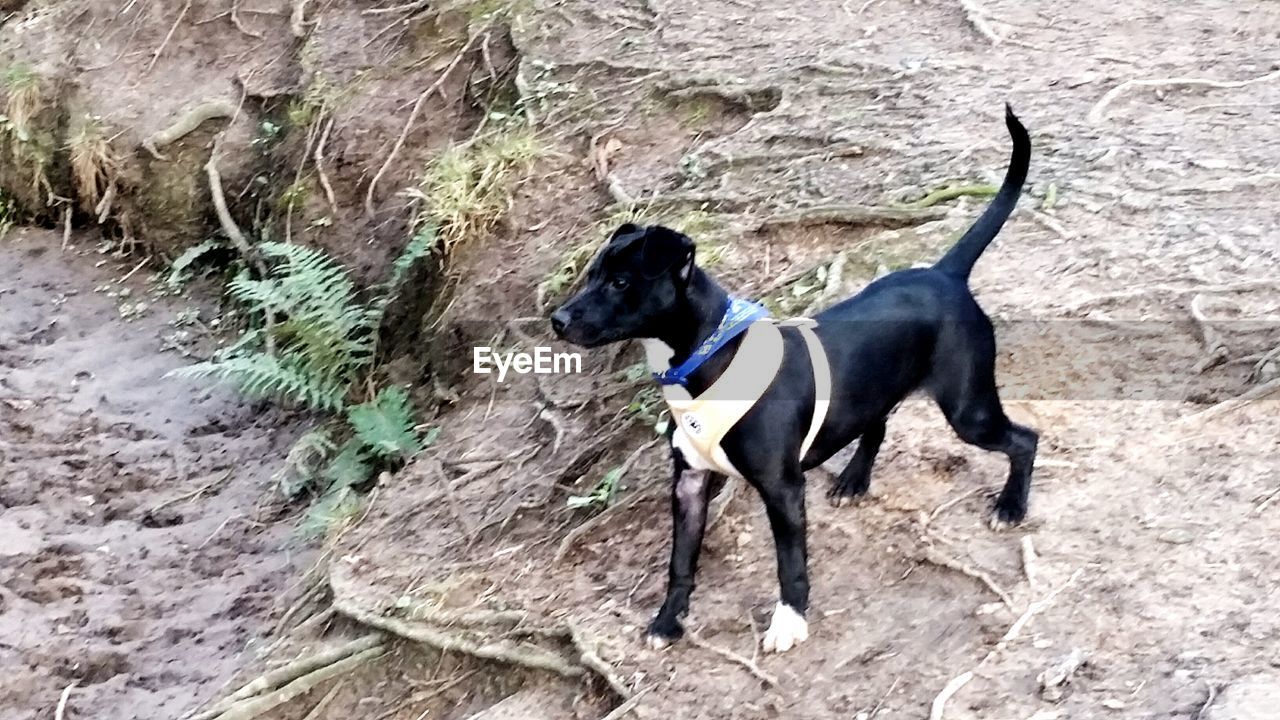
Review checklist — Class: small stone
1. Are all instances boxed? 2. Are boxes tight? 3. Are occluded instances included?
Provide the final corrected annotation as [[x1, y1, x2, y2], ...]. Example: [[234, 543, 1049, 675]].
[[1158, 528, 1195, 544], [1101, 698, 1126, 710]]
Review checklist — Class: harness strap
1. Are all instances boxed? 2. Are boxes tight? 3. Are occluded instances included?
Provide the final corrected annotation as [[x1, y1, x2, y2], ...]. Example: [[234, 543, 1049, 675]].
[[661, 319, 832, 477]]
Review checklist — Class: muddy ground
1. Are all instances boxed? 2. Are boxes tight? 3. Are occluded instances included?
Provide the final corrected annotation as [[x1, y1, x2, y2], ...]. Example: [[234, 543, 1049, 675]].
[[3, 0, 1280, 719]]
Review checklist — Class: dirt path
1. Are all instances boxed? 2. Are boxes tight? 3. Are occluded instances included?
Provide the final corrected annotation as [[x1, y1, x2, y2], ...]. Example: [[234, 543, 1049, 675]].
[[0, 229, 306, 720]]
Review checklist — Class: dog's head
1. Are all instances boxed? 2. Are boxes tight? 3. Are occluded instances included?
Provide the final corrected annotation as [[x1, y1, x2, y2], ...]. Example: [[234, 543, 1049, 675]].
[[550, 223, 695, 347]]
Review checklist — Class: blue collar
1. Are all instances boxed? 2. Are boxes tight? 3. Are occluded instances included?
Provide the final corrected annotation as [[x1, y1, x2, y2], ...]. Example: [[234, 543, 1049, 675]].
[[652, 297, 770, 386]]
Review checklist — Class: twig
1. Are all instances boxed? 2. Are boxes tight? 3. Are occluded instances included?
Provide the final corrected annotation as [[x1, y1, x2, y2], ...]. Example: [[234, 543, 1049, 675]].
[[920, 545, 1017, 610], [362, 0, 430, 14], [923, 487, 982, 527], [956, 0, 1001, 44], [757, 203, 947, 231], [554, 438, 662, 563], [55, 682, 78, 720], [61, 206, 72, 250], [685, 629, 779, 686], [313, 116, 338, 211], [1002, 568, 1083, 643], [1088, 68, 1280, 124], [1179, 376, 1280, 424], [1060, 279, 1280, 314], [1255, 486, 1280, 515], [1190, 294, 1229, 373], [147, 0, 193, 73], [929, 671, 973, 720], [148, 469, 232, 516], [364, 31, 484, 216], [706, 476, 739, 531], [1020, 536, 1038, 592]]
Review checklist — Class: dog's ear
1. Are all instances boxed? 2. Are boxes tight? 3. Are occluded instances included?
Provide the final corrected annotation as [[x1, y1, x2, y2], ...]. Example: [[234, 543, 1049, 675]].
[[610, 223, 641, 240], [637, 225, 695, 282]]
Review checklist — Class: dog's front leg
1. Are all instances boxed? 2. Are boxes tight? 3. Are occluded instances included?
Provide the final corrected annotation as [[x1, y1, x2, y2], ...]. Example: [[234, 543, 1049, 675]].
[[758, 468, 810, 653], [646, 452, 712, 649]]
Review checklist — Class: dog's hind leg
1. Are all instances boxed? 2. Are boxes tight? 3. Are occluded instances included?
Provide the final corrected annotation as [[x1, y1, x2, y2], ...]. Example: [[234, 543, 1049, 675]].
[[929, 314, 1038, 527], [828, 416, 886, 506], [934, 380, 1037, 528], [755, 465, 811, 653]]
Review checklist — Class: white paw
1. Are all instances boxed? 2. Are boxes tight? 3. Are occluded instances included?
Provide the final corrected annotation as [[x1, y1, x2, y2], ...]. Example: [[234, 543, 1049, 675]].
[[761, 602, 809, 654], [989, 513, 1014, 532], [645, 634, 672, 650]]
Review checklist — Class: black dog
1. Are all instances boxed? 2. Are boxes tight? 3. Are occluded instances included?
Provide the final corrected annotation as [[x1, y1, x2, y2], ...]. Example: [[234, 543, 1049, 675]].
[[551, 106, 1035, 653]]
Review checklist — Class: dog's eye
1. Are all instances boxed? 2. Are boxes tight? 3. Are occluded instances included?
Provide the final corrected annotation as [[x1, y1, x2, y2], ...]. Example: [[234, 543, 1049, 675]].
[[609, 276, 630, 290]]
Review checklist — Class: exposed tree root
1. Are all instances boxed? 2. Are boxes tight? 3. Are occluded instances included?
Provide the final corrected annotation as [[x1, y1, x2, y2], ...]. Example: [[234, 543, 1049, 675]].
[[1088, 68, 1280, 124], [205, 135, 275, 355], [569, 623, 633, 698], [757, 203, 947, 231], [334, 595, 587, 679], [54, 682, 77, 720], [1179, 376, 1280, 424], [956, 0, 1002, 44], [313, 116, 338, 211], [147, 0, 193, 73], [290, 0, 311, 37], [210, 646, 385, 720], [657, 78, 782, 113], [187, 634, 385, 720], [900, 183, 997, 209], [143, 99, 237, 160]]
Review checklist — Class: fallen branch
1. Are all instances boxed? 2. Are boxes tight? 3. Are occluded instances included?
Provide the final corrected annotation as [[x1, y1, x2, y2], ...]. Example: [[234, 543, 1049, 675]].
[[364, 31, 484, 216], [230, 0, 263, 38], [335, 596, 586, 678], [1060, 278, 1280, 314], [920, 545, 1017, 610], [1020, 536, 1038, 592], [757, 204, 947, 231], [298, 681, 344, 720], [685, 629, 779, 686], [1088, 68, 1280, 124], [143, 99, 237, 160], [596, 688, 649, 720]]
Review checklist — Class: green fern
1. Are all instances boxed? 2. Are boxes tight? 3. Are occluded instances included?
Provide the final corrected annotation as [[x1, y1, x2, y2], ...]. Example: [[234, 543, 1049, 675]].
[[348, 386, 422, 459]]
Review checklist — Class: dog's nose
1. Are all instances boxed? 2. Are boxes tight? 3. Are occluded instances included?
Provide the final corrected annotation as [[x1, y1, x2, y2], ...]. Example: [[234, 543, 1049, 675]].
[[550, 309, 571, 336]]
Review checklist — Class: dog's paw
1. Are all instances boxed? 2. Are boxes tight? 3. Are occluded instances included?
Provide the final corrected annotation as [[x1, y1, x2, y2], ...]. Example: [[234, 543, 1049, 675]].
[[644, 615, 683, 650], [761, 602, 809, 654], [989, 502, 1026, 531]]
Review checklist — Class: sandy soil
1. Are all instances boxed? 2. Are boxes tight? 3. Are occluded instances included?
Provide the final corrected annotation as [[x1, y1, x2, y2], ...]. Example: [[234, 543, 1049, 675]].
[[0, 229, 307, 720]]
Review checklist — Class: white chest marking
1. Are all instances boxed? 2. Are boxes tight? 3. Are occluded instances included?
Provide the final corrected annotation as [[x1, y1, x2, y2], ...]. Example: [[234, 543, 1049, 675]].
[[762, 602, 809, 653], [641, 338, 675, 373]]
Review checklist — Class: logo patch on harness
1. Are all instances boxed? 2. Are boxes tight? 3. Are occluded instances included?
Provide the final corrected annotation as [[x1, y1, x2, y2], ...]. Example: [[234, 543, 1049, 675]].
[[682, 412, 705, 437]]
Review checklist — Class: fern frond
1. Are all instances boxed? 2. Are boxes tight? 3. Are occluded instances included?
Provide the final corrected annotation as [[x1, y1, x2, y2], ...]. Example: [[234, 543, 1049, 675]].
[[171, 354, 347, 411], [347, 386, 421, 459]]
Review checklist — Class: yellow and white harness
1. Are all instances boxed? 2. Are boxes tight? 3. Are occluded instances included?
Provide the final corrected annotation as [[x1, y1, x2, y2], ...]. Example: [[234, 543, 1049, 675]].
[[662, 319, 832, 478]]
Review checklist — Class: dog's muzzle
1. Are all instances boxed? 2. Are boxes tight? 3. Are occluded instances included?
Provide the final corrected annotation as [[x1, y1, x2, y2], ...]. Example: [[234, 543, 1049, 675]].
[[549, 309, 571, 337]]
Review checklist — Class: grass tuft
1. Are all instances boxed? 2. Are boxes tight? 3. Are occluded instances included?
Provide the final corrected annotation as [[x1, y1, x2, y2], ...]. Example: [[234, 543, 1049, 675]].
[[68, 115, 120, 213], [413, 123, 541, 255]]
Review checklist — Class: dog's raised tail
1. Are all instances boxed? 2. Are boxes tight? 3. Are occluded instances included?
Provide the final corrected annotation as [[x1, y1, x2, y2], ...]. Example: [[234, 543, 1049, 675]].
[[933, 104, 1031, 281]]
